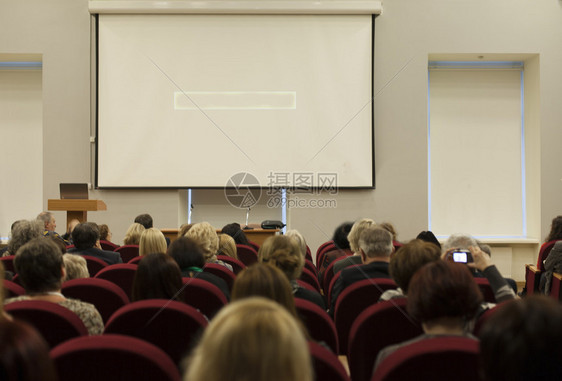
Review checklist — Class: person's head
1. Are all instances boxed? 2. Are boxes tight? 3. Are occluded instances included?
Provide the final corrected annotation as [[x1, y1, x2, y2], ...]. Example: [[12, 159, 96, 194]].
[[232, 263, 297, 317], [378, 222, 397, 241], [217, 234, 238, 260], [0, 261, 5, 308], [123, 223, 145, 245], [168, 237, 206, 270], [258, 236, 304, 281], [545, 215, 562, 243], [221, 222, 249, 245], [71, 222, 99, 250], [415, 230, 441, 249], [66, 219, 80, 235], [185, 222, 219, 263], [389, 239, 441, 294], [14, 238, 64, 293], [407, 261, 483, 331], [358, 226, 393, 261], [6, 219, 43, 256], [347, 218, 376, 253], [62, 254, 89, 281], [132, 252, 183, 302], [185, 297, 312, 381], [139, 228, 167, 256], [441, 234, 478, 255], [99, 224, 112, 241], [331, 222, 353, 250], [178, 223, 193, 238], [36, 212, 56, 231], [285, 230, 307, 258], [134, 213, 153, 229], [479, 296, 562, 381], [0, 319, 57, 381]]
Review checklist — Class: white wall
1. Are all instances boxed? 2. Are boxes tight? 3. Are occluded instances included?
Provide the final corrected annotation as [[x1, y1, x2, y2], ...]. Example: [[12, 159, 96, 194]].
[[2, 0, 562, 280]]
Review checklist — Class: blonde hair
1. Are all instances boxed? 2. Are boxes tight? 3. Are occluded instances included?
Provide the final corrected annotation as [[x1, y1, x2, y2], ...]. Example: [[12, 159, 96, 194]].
[[217, 234, 238, 260], [139, 228, 167, 256], [258, 236, 304, 281], [347, 218, 376, 253], [184, 222, 219, 263], [285, 229, 307, 258], [185, 297, 313, 381], [123, 223, 145, 245], [62, 254, 89, 281]]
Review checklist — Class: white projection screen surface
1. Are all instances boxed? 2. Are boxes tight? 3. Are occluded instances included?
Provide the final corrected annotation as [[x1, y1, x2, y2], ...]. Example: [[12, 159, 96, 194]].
[[97, 14, 373, 188]]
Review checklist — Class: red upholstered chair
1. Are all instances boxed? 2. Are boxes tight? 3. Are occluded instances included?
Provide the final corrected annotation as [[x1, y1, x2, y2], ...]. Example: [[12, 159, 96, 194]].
[[297, 280, 318, 292], [334, 278, 397, 354], [94, 264, 138, 300], [100, 240, 119, 251], [306, 245, 313, 262], [323, 258, 345, 293], [524, 264, 541, 295], [316, 241, 335, 264], [296, 299, 338, 353], [114, 245, 140, 263], [0, 255, 16, 273], [308, 341, 350, 381], [51, 334, 181, 381], [3, 279, 25, 297], [104, 300, 207, 367], [217, 255, 246, 274], [550, 272, 562, 301], [326, 271, 342, 307], [318, 244, 339, 270], [11, 273, 22, 286], [235, 244, 259, 266], [537, 240, 559, 270], [181, 277, 227, 318], [371, 337, 480, 381], [62, 278, 129, 323], [5, 300, 88, 348], [128, 256, 143, 265], [305, 258, 318, 276], [473, 305, 500, 337], [247, 240, 260, 251], [348, 298, 423, 381], [204, 263, 236, 291], [474, 277, 496, 303], [300, 267, 322, 293], [82, 255, 108, 277]]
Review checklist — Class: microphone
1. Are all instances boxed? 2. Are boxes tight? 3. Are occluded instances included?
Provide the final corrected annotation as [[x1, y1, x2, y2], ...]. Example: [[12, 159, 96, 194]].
[[243, 207, 254, 230]]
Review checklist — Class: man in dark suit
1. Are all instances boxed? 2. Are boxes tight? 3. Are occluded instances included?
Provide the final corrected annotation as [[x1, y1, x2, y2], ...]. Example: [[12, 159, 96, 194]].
[[330, 226, 394, 312], [67, 222, 122, 265]]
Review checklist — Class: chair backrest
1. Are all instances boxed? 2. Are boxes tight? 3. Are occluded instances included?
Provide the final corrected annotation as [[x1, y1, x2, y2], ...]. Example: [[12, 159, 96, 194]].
[[326, 271, 342, 306], [473, 305, 499, 337], [296, 299, 338, 353], [318, 244, 339, 269], [323, 258, 343, 293], [0, 255, 16, 273], [524, 264, 541, 295], [104, 300, 208, 366], [348, 298, 423, 381], [3, 279, 25, 298], [537, 240, 559, 271], [247, 240, 260, 251], [550, 272, 562, 301], [300, 267, 321, 293], [305, 258, 318, 275], [62, 277, 129, 323], [474, 277, 496, 303], [297, 279, 317, 292], [51, 334, 181, 381], [181, 277, 228, 318], [100, 240, 119, 251], [94, 264, 138, 299], [308, 341, 350, 381], [371, 337, 480, 381], [114, 245, 140, 263], [335, 278, 397, 354], [5, 300, 88, 348], [203, 263, 236, 291], [128, 256, 143, 265], [81, 255, 108, 277], [216, 255, 246, 274], [306, 245, 313, 262], [316, 241, 335, 264], [235, 244, 259, 266]]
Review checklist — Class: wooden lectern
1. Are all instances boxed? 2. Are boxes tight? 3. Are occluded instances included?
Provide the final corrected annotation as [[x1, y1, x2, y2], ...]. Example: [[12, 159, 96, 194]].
[[47, 199, 107, 224]]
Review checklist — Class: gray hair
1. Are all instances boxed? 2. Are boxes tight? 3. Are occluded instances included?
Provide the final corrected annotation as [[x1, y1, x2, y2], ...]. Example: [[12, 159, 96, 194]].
[[36, 211, 53, 228], [358, 226, 393, 258], [348, 218, 377, 253], [285, 230, 307, 258], [442, 234, 478, 253], [5, 220, 43, 256]]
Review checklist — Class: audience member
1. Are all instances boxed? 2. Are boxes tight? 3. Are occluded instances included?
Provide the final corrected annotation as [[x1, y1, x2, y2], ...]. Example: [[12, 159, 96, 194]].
[[379, 221, 401, 248], [217, 233, 238, 260], [178, 223, 193, 238], [317, 221, 354, 283], [99, 223, 113, 242], [0, 220, 25, 256], [285, 229, 308, 258], [0, 262, 9, 319], [37, 211, 68, 244], [0, 319, 57, 381], [2, 219, 43, 257], [61, 218, 80, 242], [416, 230, 441, 249], [62, 254, 89, 281], [479, 296, 562, 381], [168, 237, 230, 300], [67, 222, 122, 265], [259, 236, 325, 309], [123, 222, 145, 245], [185, 297, 312, 381], [139, 227, 167, 256], [373, 260, 482, 371], [185, 222, 233, 271], [330, 226, 394, 311], [332, 219, 377, 275], [6, 238, 104, 335], [221, 222, 249, 245], [540, 240, 562, 295], [132, 252, 183, 302], [134, 213, 153, 229], [544, 215, 562, 244]]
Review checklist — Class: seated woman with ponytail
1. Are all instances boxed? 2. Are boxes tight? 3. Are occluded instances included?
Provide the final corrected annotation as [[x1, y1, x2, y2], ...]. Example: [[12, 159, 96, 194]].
[[258, 236, 325, 310]]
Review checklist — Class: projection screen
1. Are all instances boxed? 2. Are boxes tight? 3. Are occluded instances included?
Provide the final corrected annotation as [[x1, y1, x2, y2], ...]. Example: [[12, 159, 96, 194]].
[[96, 14, 373, 188]]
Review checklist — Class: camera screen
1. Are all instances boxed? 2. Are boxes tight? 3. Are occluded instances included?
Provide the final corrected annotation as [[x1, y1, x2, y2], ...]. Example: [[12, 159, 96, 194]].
[[452, 252, 468, 263]]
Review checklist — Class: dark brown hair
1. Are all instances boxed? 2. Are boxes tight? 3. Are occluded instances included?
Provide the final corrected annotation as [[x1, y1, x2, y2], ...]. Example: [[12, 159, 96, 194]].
[[14, 238, 63, 294], [389, 239, 441, 294], [132, 252, 183, 302], [545, 215, 562, 243]]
